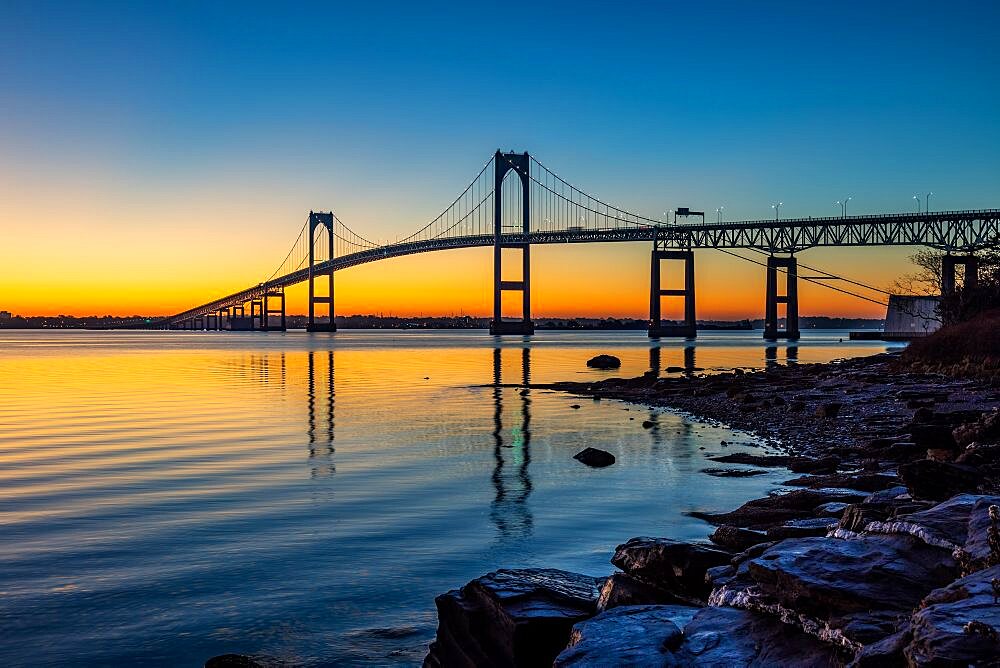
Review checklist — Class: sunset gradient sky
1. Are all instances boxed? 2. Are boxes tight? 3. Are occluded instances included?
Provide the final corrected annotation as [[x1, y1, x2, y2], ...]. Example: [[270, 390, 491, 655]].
[[2, 1, 998, 319]]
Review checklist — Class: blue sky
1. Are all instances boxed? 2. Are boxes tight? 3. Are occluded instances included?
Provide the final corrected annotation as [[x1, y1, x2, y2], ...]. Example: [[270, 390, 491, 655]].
[[2, 0, 998, 316]]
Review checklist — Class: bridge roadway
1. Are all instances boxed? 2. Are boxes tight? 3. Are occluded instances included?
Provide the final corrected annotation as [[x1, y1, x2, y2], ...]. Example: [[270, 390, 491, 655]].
[[160, 208, 999, 329]]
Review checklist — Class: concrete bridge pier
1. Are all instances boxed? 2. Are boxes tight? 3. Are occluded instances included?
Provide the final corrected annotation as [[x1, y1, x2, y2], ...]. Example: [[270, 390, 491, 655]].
[[764, 255, 800, 340], [262, 290, 286, 332], [250, 300, 263, 331], [942, 254, 979, 294], [308, 212, 336, 332], [648, 249, 696, 338]]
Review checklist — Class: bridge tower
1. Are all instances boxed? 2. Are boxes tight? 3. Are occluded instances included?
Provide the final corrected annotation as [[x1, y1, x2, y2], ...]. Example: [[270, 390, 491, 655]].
[[490, 151, 534, 335], [307, 211, 336, 332], [648, 234, 696, 338], [764, 255, 799, 340]]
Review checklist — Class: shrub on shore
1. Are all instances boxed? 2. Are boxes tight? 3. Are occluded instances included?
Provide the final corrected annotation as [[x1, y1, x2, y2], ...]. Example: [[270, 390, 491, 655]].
[[901, 310, 1000, 376]]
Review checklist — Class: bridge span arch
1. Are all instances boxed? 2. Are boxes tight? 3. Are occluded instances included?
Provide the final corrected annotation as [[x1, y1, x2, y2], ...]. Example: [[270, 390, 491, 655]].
[[151, 150, 1000, 340]]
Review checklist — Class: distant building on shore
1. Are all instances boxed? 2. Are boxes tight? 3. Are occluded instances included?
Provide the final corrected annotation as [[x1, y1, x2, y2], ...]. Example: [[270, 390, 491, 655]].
[[884, 295, 940, 336]]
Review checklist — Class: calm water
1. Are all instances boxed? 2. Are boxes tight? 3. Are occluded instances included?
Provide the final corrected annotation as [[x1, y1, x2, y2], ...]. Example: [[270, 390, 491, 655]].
[[0, 329, 900, 666]]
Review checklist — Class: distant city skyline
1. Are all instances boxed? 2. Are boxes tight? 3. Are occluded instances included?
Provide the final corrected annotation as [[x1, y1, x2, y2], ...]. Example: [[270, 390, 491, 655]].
[[2, 1, 997, 318]]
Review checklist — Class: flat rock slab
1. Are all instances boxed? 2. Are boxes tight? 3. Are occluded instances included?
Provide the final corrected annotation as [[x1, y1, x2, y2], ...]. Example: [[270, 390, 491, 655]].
[[781, 473, 898, 492], [693, 488, 869, 529], [864, 493, 1000, 550], [424, 568, 602, 668], [701, 467, 769, 478], [555, 604, 696, 667], [906, 564, 1000, 666], [961, 495, 1000, 570], [747, 535, 957, 617], [676, 606, 846, 667], [611, 537, 732, 601]]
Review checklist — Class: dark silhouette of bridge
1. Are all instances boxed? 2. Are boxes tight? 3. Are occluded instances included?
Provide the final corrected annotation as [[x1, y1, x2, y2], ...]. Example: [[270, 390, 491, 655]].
[[152, 150, 998, 340]]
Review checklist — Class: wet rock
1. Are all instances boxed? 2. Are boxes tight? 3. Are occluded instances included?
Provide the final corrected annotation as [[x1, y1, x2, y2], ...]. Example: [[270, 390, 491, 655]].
[[610, 537, 731, 601], [675, 606, 846, 666], [595, 573, 686, 611], [905, 564, 1000, 666], [960, 496, 1000, 571], [783, 472, 897, 492], [640, 420, 654, 429], [554, 604, 695, 667], [572, 447, 615, 468], [709, 525, 770, 551], [586, 354, 621, 369], [423, 568, 602, 668], [814, 501, 850, 518], [765, 517, 836, 540], [864, 494, 1000, 550], [815, 402, 843, 418], [700, 467, 768, 478], [849, 626, 912, 667], [787, 455, 841, 474], [665, 366, 685, 373], [205, 656, 280, 668], [899, 460, 984, 501], [747, 535, 957, 617], [707, 453, 792, 467], [693, 488, 869, 529]]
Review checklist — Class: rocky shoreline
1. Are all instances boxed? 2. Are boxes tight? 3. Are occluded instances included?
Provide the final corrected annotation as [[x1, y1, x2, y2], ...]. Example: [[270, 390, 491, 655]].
[[422, 352, 1000, 666]]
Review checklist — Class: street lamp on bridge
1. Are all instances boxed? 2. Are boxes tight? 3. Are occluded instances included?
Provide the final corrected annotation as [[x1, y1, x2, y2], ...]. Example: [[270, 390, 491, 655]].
[[836, 196, 852, 217], [716, 206, 724, 223], [913, 195, 921, 213], [772, 202, 783, 221], [925, 192, 933, 213]]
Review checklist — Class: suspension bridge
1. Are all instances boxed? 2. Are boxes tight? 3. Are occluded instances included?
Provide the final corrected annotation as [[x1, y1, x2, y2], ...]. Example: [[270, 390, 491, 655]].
[[150, 150, 1000, 340]]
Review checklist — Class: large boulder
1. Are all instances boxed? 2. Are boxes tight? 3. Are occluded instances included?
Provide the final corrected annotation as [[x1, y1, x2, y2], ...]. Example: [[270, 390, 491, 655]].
[[610, 537, 731, 601], [746, 535, 958, 618], [899, 460, 984, 501], [905, 564, 1000, 666], [675, 607, 846, 666], [423, 568, 602, 668], [586, 354, 621, 369], [554, 605, 696, 667], [709, 525, 770, 551]]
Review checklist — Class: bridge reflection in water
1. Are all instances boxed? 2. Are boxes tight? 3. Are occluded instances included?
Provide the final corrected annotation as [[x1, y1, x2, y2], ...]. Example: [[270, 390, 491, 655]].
[[307, 350, 335, 479], [490, 347, 533, 541]]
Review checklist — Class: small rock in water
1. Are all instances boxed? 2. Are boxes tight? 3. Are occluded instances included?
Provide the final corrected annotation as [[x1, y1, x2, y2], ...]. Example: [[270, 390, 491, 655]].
[[569, 404, 581, 409], [586, 354, 621, 369], [573, 447, 616, 468], [701, 468, 768, 478], [665, 366, 684, 373], [641, 420, 655, 429]]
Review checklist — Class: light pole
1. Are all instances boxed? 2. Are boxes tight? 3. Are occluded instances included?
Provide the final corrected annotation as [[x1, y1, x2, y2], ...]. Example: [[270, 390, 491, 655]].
[[835, 196, 851, 217], [913, 195, 921, 213], [772, 202, 783, 221], [925, 192, 933, 213], [716, 206, 724, 223]]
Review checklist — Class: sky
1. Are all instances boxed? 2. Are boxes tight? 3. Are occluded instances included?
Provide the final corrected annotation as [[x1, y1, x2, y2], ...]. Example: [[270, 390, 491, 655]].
[[1, 0, 998, 319]]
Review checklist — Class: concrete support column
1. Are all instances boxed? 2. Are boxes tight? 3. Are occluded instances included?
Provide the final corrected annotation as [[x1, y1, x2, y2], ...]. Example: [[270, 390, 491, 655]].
[[249, 300, 262, 331], [764, 256, 799, 340], [263, 290, 286, 332], [648, 249, 696, 338], [942, 254, 979, 294]]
